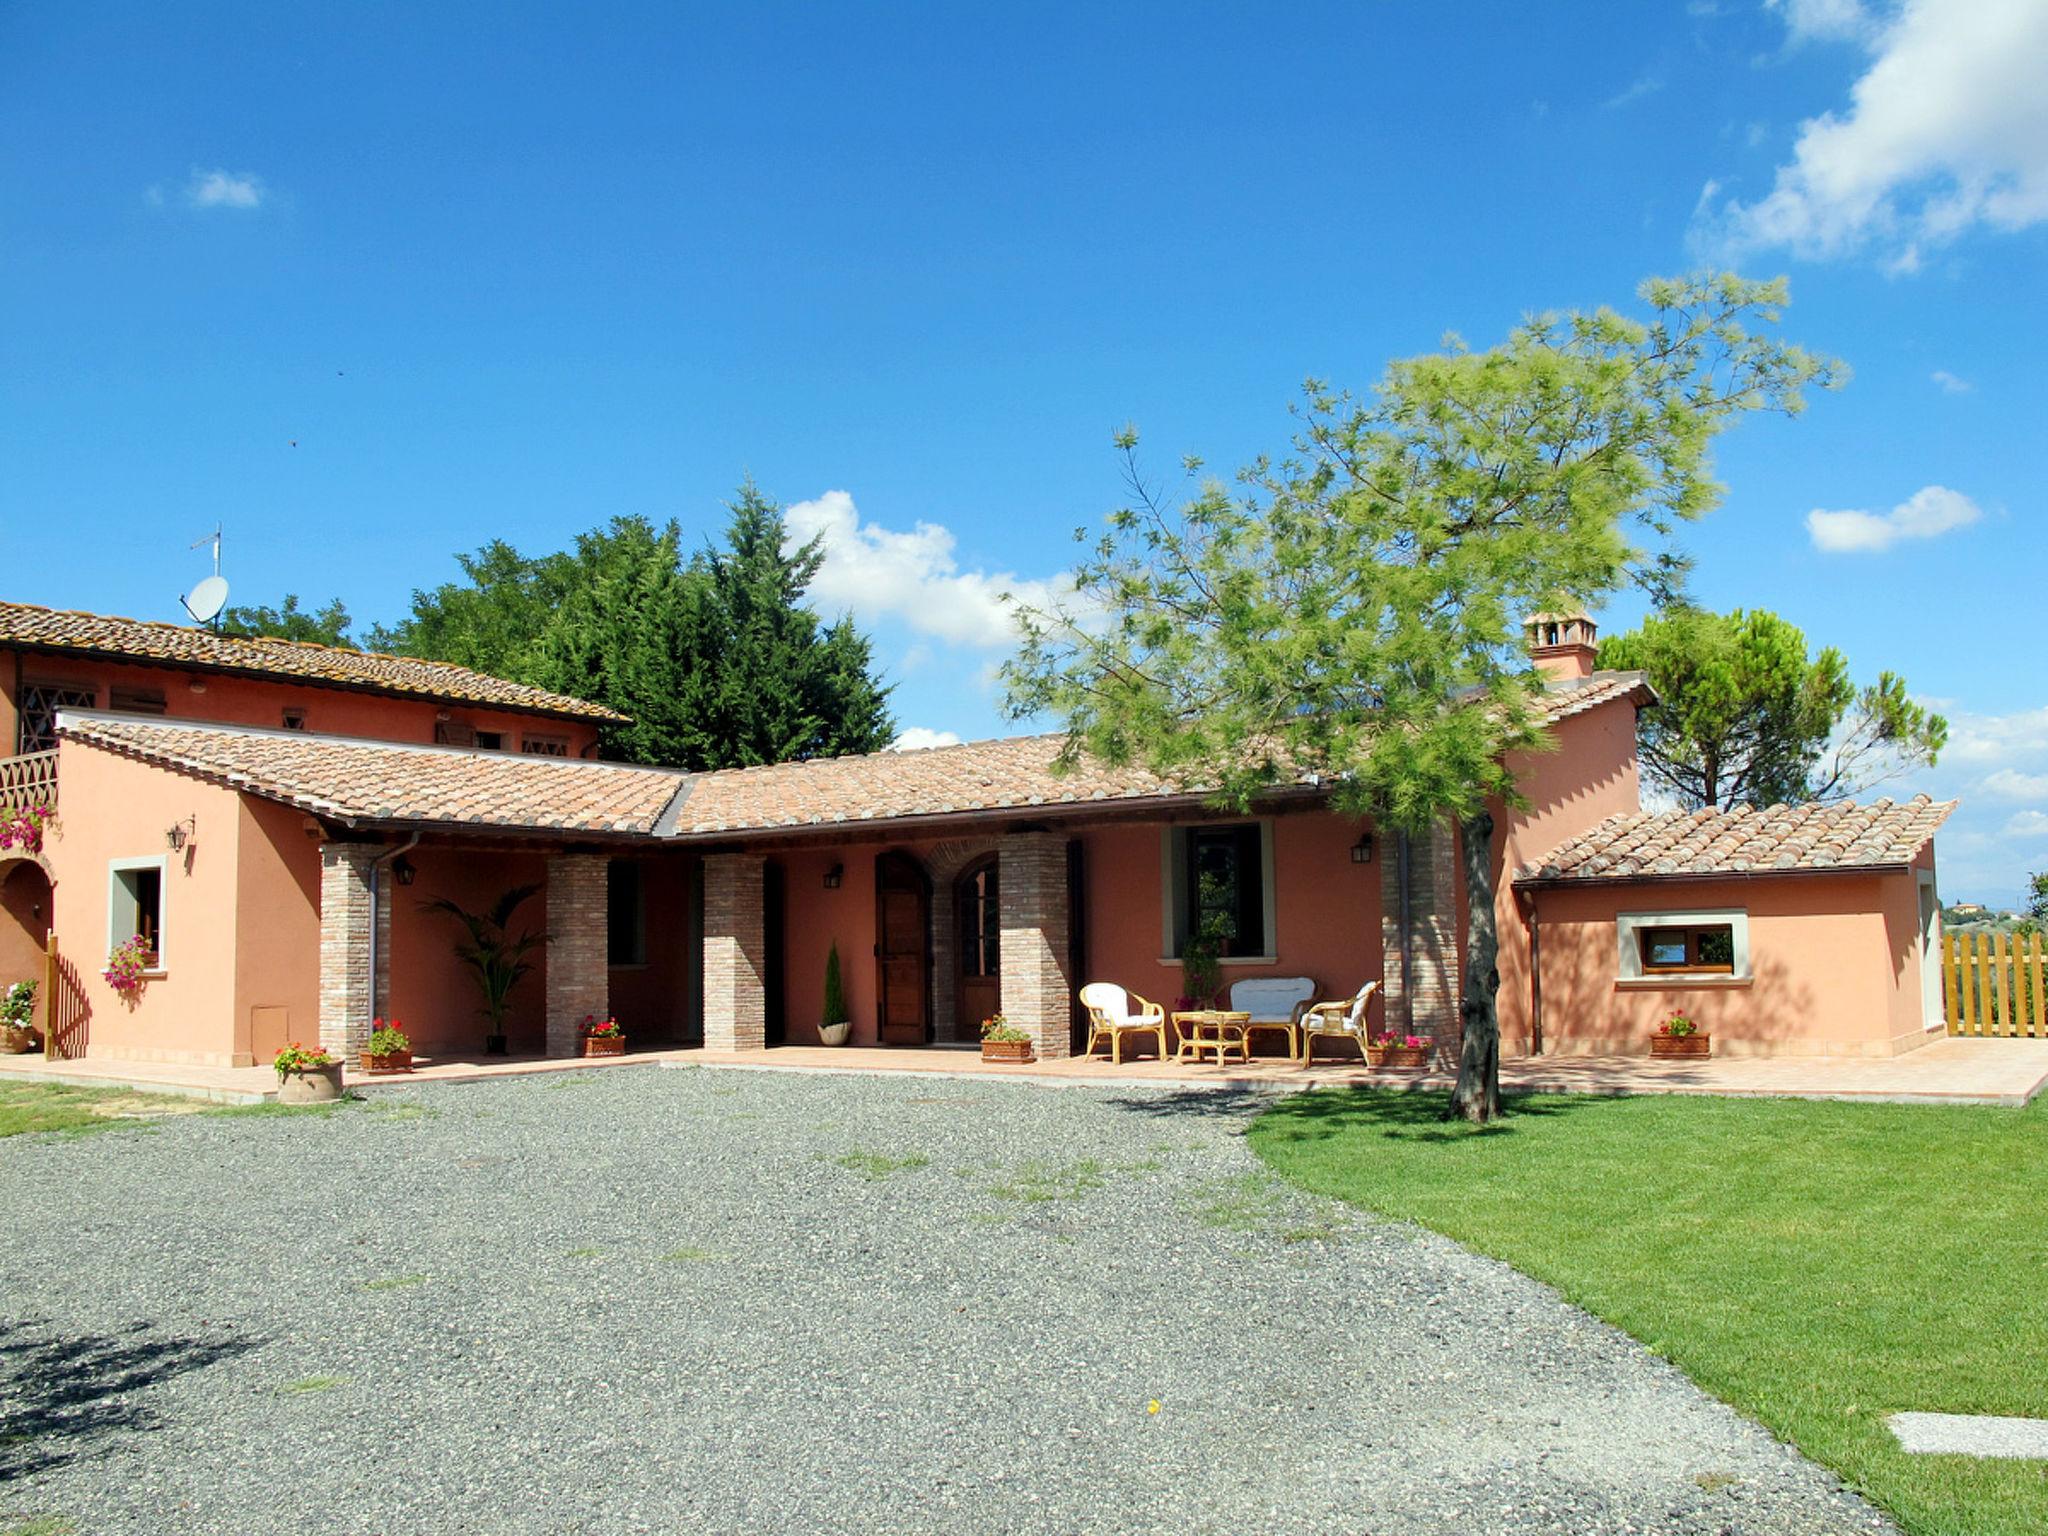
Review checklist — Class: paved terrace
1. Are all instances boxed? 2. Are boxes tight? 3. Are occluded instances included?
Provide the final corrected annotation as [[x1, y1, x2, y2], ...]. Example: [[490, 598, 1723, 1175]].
[[3, 1034, 2043, 1106]]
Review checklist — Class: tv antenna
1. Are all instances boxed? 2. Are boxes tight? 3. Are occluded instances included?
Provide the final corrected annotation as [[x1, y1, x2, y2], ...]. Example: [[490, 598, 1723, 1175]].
[[180, 525, 230, 627]]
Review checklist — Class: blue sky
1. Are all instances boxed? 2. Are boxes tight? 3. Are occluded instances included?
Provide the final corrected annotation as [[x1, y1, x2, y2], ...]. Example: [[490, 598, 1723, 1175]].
[[2, 1, 2043, 900]]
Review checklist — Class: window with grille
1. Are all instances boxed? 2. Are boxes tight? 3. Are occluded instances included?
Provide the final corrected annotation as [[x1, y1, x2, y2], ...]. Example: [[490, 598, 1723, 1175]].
[[522, 735, 569, 757], [17, 683, 97, 753]]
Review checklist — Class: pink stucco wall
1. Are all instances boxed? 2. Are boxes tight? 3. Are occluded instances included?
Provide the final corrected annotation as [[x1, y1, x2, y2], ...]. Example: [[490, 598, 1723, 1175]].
[[5, 651, 600, 756], [387, 847, 552, 1056], [44, 737, 322, 1065], [769, 809, 1384, 1046], [1510, 858, 1938, 1058]]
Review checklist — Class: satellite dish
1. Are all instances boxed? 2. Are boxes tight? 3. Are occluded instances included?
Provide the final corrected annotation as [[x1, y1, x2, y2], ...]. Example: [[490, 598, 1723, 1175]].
[[182, 575, 230, 625]]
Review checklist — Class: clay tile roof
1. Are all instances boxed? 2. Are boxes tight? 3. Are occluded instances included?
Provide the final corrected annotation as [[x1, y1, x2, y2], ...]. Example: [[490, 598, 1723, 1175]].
[[1516, 795, 1957, 885], [58, 714, 684, 836], [0, 599, 626, 723], [663, 672, 1657, 837]]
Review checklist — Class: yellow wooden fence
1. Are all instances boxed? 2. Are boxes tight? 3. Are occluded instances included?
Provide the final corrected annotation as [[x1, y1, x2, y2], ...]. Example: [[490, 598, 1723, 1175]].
[[1944, 930, 2048, 1038]]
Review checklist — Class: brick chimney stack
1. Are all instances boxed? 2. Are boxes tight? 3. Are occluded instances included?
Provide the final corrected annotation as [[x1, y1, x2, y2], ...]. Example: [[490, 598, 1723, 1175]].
[[1526, 613, 1599, 681]]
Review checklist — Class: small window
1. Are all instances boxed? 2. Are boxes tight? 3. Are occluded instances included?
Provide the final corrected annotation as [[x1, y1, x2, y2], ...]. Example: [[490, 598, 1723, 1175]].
[[281, 708, 307, 731], [608, 861, 645, 967], [109, 686, 168, 716], [1639, 924, 1735, 975], [17, 683, 96, 753], [522, 735, 569, 757], [109, 859, 167, 969], [1164, 822, 1273, 959], [473, 730, 504, 751]]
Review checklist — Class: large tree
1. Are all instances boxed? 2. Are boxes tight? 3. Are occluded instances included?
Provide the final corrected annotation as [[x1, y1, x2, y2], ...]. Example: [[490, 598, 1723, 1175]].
[[218, 594, 356, 647], [1598, 606, 1945, 809], [1005, 274, 1829, 1122], [372, 489, 894, 768]]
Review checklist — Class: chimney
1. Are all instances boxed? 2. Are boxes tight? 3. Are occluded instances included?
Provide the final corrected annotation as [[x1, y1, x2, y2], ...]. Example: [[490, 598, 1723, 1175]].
[[1525, 612, 1598, 681]]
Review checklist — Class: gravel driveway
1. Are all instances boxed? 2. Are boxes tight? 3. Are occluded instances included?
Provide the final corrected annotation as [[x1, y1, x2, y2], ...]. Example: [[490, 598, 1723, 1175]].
[[0, 1065, 1890, 1535]]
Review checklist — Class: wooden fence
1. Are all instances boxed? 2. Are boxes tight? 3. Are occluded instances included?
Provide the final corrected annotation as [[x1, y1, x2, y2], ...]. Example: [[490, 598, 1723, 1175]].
[[42, 934, 90, 1061], [1943, 930, 2048, 1038]]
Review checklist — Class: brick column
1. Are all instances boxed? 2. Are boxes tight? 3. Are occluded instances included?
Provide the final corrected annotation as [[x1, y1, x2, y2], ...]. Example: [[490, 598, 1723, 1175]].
[[998, 831, 1071, 1061], [1379, 821, 1461, 1065], [319, 843, 387, 1060], [702, 853, 767, 1051], [546, 854, 610, 1057]]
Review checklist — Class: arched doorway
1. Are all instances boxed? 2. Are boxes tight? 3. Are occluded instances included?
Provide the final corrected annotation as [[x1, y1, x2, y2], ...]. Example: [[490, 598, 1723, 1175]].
[[953, 855, 1000, 1044], [1, 857, 53, 1040], [875, 851, 930, 1045]]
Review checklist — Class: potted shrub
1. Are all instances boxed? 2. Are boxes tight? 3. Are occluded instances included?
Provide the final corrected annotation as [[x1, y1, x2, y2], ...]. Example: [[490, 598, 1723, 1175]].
[[1365, 1032, 1432, 1069], [981, 1014, 1033, 1064], [1651, 1013, 1711, 1058], [362, 1019, 414, 1073], [580, 1014, 626, 1057], [273, 1042, 343, 1103], [0, 980, 36, 1053], [423, 884, 541, 1055], [818, 942, 852, 1046]]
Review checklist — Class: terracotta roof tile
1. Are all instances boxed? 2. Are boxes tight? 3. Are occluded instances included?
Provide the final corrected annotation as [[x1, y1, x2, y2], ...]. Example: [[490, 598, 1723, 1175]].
[[1, 600, 626, 723], [59, 714, 682, 835], [1517, 796, 1956, 884]]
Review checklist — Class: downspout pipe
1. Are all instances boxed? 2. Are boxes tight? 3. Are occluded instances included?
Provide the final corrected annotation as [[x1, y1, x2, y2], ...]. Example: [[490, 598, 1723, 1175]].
[[1516, 884, 1543, 1056], [364, 833, 421, 1039]]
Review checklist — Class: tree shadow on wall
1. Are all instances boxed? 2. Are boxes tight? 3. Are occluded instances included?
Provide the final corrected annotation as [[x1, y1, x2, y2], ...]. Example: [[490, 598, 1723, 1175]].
[[0, 1318, 258, 1481]]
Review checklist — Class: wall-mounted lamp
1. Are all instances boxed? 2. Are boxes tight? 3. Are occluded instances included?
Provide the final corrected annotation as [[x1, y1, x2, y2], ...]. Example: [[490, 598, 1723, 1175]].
[[165, 816, 196, 853], [1349, 833, 1374, 865], [391, 854, 417, 887], [187, 676, 208, 695], [823, 863, 843, 890]]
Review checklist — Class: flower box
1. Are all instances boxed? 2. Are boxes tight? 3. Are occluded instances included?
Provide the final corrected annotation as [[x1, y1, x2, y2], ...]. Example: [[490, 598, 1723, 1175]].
[[1650, 1033, 1711, 1058], [981, 1038, 1035, 1064], [1366, 1045, 1432, 1070], [278, 1061, 344, 1103], [361, 1050, 413, 1074], [581, 1036, 626, 1058]]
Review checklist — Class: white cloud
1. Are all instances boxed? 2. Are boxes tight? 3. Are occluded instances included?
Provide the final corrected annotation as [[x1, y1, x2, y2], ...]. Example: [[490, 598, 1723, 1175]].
[[785, 490, 1074, 649], [889, 727, 963, 752], [1979, 768, 2048, 799], [1930, 369, 1973, 394], [1703, 0, 2048, 269], [1944, 705, 2048, 766], [1768, 0, 1875, 46], [1603, 75, 1664, 110], [1805, 484, 1981, 553], [2002, 810, 2048, 839], [184, 169, 265, 209]]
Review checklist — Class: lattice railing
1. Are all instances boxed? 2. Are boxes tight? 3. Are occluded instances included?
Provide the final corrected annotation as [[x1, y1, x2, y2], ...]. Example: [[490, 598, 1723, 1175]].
[[0, 751, 58, 817]]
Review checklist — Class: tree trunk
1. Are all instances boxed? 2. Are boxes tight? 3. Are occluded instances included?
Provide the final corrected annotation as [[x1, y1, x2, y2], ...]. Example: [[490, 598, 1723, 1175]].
[[1447, 809, 1501, 1124]]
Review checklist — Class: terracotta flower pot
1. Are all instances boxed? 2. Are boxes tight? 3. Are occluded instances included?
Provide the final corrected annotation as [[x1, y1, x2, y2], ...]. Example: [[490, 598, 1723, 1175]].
[[981, 1038, 1034, 1064], [1650, 1033, 1711, 1058], [581, 1036, 625, 1057], [0, 1024, 35, 1055], [361, 1050, 413, 1073], [817, 1021, 852, 1046], [1366, 1045, 1432, 1070], [277, 1061, 344, 1103]]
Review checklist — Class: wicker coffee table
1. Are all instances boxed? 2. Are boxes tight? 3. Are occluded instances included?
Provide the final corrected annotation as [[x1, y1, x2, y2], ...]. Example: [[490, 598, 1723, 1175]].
[[1171, 1009, 1252, 1066]]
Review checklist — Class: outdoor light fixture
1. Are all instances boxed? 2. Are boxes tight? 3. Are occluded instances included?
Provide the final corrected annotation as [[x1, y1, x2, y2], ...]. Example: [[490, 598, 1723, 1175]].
[[391, 855, 417, 887], [823, 863, 843, 890], [165, 816, 196, 853], [1349, 833, 1374, 865]]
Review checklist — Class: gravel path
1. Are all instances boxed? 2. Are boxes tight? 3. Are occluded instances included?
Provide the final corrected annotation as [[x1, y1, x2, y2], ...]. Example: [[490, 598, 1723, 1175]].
[[0, 1065, 1892, 1535]]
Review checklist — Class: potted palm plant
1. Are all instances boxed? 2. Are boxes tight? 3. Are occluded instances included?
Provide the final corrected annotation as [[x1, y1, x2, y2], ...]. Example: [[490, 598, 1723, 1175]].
[[424, 884, 542, 1055], [1651, 1013, 1711, 1058], [0, 980, 36, 1053], [818, 942, 852, 1046]]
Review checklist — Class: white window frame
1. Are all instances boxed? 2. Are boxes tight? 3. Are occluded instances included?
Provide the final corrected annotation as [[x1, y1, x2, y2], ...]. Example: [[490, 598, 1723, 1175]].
[[1616, 907, 1749, 986], [1157, 820, 1279, 966], [108, 855, 171, 975], [1916, 870, 1944, 1030]]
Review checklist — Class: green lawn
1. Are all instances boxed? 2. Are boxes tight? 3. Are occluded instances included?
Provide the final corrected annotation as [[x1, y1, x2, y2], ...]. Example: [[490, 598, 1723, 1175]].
[[1250, 1087, 2048, 1536], [0, 1079, 218, 1137]]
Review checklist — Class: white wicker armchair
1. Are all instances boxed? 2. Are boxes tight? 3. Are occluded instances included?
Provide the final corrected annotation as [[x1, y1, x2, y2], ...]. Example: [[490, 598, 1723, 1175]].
[[1079, 982, 1169, 1065], [1299, 981, 1382, 1065]]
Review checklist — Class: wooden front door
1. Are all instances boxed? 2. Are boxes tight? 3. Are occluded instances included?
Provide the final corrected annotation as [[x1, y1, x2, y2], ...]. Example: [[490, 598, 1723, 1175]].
[[955, 856, 1000, 1043], [876, 852, 930, 1045]]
